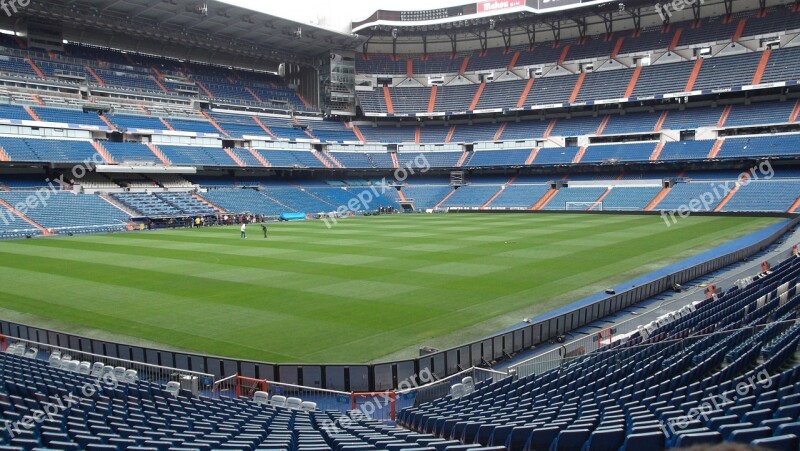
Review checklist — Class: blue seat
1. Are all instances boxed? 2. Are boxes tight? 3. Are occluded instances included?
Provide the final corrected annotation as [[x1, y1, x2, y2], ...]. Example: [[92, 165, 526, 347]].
[[751, 434, 799, 451], [744, 408, 772, 425], [728, 426, 772, 444], [776, 403, 800, 419], [490, 424, 515, 447], [619, 432, 665, 451], [719, 422, 755, 439], [530, 426, 561, 451], [761, 418, 794, 433], [551, 428, 590, 451], [44, 443, 79, 451], [461, 422, 482, 443], [581, 428, 625, 451], [506, 425, 535, 450], [776, 422, 800, 436], [674, 431, 722, 447], [474, 424, 496, 445], [431, 441, 461, 451], [8, 440, 38, 451], [781, 393, 800, 406]]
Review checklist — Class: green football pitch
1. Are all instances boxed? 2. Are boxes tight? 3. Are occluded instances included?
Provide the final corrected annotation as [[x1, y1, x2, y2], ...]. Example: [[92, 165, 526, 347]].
[[0, 213, 780, 364]]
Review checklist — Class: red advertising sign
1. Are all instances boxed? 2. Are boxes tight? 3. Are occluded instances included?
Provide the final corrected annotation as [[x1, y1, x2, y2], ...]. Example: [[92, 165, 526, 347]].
[[477, 0, 525, 13]]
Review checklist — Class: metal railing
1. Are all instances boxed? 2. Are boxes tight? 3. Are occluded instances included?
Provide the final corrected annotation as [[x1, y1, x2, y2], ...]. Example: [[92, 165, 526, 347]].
[[1, 335, 214, 388], [509, 244, 799, 378], [397, 366, 508, 408]]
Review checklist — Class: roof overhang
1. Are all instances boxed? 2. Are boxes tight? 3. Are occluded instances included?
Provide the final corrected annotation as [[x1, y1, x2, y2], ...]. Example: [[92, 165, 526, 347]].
[[3, 0, 362, 68]]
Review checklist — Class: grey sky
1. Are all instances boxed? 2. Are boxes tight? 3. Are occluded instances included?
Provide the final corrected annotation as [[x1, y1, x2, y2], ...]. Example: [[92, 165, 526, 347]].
[[217, 0, 469, 33]]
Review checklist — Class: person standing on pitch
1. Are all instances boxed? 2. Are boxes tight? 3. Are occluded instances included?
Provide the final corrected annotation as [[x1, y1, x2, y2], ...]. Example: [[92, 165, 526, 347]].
[[240, 222, 246, 239], [261, 223, 268, 239]]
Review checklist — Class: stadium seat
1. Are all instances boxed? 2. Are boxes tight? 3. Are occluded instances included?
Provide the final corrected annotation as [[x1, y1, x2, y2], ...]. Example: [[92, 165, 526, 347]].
[[164, 381, 180, 397], [300, 401, 317, 411], [252, 391, 268, 405], [751, 434, 799, 451], [269, 395, 287, 408], [581, 428, 625, 451], [619, 432, 665, 451], [674, 431, 722, 447], [728, 426, 772, 443]]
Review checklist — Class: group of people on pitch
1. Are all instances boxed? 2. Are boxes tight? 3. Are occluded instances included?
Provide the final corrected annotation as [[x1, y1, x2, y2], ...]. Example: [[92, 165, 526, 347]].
[[240, 223, 268, 239]]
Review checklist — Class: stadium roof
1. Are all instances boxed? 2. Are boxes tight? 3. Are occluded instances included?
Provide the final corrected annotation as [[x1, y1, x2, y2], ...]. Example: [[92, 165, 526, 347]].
[[6, 0, 362, 68]]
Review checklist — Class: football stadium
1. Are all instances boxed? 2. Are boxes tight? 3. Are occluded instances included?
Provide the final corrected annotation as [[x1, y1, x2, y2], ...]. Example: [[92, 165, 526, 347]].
[[0, 0, 798, 449]]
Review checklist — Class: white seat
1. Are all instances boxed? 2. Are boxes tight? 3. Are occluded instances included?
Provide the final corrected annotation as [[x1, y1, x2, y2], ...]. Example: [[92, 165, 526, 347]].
[[450, 383, 465, 399], [252, 391, 269, 405], [462, 376, 474, 394], [124, 369, 138, 384], [165, 381, 181, 397], [285, 397, 302, 410], [49, 356, 61, 369], [100, 365, 114, 379], [78, 362, 91, 375], [90, 362, 104, 377], [50, 350, 61, 359], [269, 395, 287, 408], [67, 360, 79, 373], [12, 346, 25, 356], [24, 347, 37, 359], [113, 366, 126, 380], [60, 359, 73, 371], [300, 401, 317, 411]]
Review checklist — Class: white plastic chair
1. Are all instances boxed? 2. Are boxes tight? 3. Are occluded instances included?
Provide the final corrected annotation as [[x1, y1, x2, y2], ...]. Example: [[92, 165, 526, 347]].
[[67, 360, 79, 373], [24, 347, 37, 359], [113, 366, 126, 380], [252, 391, 269, 405], [124, 369, 138, 384], [300, 401, 317, 411], [285, 397, 302, 410], [165, 381, 180, 397], [90, 362, 104, 377], [462, 376, 474, 395], [60, 359, 73, 371], [100, 365, 114, 379], [450, 383, 465, 399], [78, 362, 91, 375], [269, 395, 287, 408], [49, 356, 61, 369]]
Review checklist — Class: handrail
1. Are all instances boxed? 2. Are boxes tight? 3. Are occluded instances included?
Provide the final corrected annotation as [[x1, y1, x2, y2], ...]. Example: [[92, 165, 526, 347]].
[[2, 335, 215, 383]]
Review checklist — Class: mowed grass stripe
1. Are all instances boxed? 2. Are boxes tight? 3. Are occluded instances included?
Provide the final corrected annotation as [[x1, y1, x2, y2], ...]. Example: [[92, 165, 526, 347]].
[[0, 214, 779, 363]]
